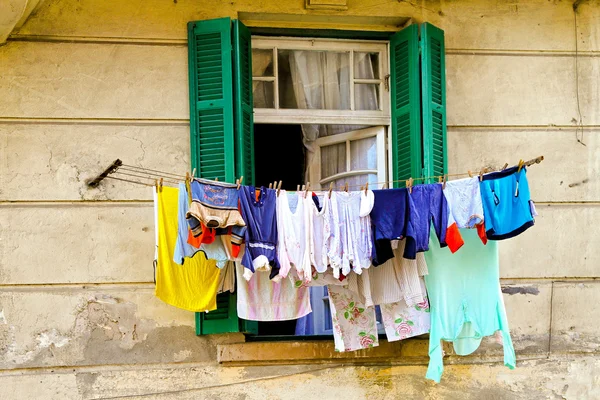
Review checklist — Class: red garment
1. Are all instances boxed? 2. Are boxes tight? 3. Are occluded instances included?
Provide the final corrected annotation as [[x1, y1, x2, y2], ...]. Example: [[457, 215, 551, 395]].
[[445, 223, 465, 253], [187, 223, 216, 248], [476, 223, 488, 245]]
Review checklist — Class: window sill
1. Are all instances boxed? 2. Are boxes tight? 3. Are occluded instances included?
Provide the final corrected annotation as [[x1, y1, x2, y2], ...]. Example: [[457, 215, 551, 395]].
[[217, 338, 452, 366]]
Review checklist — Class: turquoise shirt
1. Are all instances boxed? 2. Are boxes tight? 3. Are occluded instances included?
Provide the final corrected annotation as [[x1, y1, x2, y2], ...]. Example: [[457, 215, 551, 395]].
[[424, 228, 516, 382]]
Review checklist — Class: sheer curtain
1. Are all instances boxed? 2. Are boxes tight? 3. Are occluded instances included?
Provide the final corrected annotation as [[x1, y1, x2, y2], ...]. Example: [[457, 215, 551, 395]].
[[288, 51, 380, 183]]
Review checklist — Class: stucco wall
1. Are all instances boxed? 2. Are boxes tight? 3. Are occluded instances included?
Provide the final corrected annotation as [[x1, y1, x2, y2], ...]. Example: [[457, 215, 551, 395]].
[[0, 0, 599, 398]]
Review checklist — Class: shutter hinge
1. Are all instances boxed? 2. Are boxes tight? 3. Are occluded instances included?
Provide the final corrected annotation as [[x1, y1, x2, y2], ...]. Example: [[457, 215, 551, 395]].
[[384, 74, 390, 91]]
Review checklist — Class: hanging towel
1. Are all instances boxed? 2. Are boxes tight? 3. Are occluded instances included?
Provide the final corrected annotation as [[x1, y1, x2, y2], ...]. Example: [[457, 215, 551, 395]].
[[155, 186, 220, 312]]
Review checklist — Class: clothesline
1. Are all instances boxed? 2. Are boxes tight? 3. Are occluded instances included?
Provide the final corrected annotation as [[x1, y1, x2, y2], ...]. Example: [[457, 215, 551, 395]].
[[87, 156, 544, 191]]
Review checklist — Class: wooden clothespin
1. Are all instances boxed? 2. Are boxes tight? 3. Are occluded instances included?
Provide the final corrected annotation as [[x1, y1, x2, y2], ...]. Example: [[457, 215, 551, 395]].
[[365, 182, 369, 194], [215, 177, 218, 182], [237, 176, 243, 189], [502, 163, 508, 170], [442, 174, 447, 190], [517, 159, 524, 173], [438, 176, 443, 183], [154, 179, 159, 193], [408, 177, 413, 193], [468, 170, 473, 178], [297, 184, 300, 192], [305, 182, 310, 198], [328, 182, 334, 199], [159, 178, 164, 192], [479, 168, 484, 182], [191, 168, 196, 178], [185, 172, 190, 183], [344, 182, 349, 192], [301, 184, 306, 194], [268, 183, 273, 189], [276, 180, 282, 197]]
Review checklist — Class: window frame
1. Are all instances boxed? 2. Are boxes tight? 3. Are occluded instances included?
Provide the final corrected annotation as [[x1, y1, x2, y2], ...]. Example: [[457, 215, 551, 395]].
[[252, 36, 391, 126]]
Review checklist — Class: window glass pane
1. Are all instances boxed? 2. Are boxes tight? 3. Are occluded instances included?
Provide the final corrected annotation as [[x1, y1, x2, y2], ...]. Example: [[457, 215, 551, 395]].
[[278, 50, 351, 110], [354, 84, 380, 110], [253, 81, 274, 108], [350, 137, 377, 170], [323, 298, 332, 331], [354, 52, 379, 79], [321, 142, 346, 178], [252, 49, 274, 77]]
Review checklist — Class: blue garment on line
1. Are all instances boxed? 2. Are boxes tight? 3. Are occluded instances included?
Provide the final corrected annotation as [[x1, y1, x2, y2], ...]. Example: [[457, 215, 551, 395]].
[[369, 188, 411, 266], [480, 166, 534, 240], [238, 186, 280, 280], [404, 183, 448, 259], [173, 182, 201, 264], [424, 229, 516, 383]]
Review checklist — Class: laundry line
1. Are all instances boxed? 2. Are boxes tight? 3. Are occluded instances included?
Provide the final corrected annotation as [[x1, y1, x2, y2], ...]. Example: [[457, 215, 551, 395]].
[[86, 155, 544, 192]]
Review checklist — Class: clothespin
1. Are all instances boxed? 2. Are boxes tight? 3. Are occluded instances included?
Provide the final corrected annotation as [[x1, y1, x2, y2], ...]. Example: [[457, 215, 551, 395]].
[[408, 177, 413, 193], [301, 184, 306, 194], [297, 184, 300, 192], [276, 180, 282, 197], [502, 163, 508, 170], [365, 182, 369, 194], [468, 170, 473, 178], [185, 172, 190, 184], [343, 183, 348, 192], [191, 168, 196, 178], [237, 176, 243, 190], [328, 182, 334, 199], [517, 159, 524, 173], [442, 174, 447, 190], [215, 177, 218, 182], [479, 168, 484, 182], [438, 176, 443, 183], [159, 178, 163, 192], [305, 182, 310, 198], [268, 183, 273, 189], [154, 179, 158, 193]]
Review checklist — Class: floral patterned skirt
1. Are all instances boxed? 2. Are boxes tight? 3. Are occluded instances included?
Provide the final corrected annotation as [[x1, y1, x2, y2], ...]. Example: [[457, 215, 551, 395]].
[[327, 277, 431, 352]]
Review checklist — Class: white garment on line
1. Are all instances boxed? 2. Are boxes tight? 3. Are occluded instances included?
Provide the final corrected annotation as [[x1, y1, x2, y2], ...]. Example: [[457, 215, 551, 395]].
[[276, 191, 311, 282], [443, 177, 485, 229], [330, 190, 374, 277], [307, 193, 340, 274]]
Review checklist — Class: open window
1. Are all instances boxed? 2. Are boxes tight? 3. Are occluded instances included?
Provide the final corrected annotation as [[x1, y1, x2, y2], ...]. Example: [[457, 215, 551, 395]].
[[187, 18, 447, 337]]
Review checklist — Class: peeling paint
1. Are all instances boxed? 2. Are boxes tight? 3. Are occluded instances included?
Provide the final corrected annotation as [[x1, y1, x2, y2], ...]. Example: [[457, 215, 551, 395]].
[[501, 286, 540, 296]]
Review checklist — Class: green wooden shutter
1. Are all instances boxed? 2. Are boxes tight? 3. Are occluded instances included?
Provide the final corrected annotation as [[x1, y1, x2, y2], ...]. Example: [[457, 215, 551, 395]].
[[420, 23, 447, 181], [389, 24, 422, 188], [232, 20, 255, 185], [189, 18, 243, 336], [187, 18, 235, 183]]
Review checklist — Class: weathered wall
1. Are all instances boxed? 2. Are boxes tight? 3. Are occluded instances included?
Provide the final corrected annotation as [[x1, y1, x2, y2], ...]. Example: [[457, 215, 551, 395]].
[[0, 0, 599, 398]]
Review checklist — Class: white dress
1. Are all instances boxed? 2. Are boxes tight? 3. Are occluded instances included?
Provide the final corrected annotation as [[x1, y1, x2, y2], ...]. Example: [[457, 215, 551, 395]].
[[330, 190, 374, 277], [276, 191, 311, 282], [306, 193, 340, 274]]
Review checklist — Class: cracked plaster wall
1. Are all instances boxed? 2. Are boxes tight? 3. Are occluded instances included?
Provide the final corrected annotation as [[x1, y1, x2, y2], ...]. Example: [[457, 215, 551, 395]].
[[0, 0, 599, 398]]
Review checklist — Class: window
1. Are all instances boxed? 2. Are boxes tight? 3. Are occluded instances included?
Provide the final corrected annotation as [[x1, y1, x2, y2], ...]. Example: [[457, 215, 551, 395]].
[[187, 18, 447, 337]]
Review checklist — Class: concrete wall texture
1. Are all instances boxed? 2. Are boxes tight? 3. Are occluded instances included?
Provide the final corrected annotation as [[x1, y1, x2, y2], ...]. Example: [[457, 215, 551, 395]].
[[0, 0, 599, 398]]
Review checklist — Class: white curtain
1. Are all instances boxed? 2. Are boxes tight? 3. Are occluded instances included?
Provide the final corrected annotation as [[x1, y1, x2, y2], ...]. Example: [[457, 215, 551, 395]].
[[288, 51, 380, 183]]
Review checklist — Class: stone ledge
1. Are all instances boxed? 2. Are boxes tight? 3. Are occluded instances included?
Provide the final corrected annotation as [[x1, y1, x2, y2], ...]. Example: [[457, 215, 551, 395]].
[[217, 338, 452, 366]]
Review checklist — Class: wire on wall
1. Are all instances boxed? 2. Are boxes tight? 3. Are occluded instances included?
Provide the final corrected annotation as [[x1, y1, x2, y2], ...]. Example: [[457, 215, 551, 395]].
[[573, 0, 587, 147]]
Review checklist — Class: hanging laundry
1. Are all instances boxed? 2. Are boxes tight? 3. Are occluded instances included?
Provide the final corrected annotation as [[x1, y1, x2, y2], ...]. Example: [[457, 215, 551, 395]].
[[186, 178, 246, 235], [405, 184, 450, 259], [480, 166, 535, 240], [174, 182, 204, 264], [424, 228, 516, 383], [217, 260, 235, 294], [306, 192, 340, 275], [238, 186, 280, 280], [154, 186, 220, 312], [350, 239, 428, 308], [327, 279, 430, 352], [369, 188, 411, 266], [442, 176, 487, 249], [276, 190, 311, 281], [330, 190, 374, 277], [235, 263, 311, 321]]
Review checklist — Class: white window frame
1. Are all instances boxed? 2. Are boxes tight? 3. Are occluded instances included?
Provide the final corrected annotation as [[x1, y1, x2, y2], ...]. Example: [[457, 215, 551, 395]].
[[309, 126, 387, 190], [252, 36, 391, 126]]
